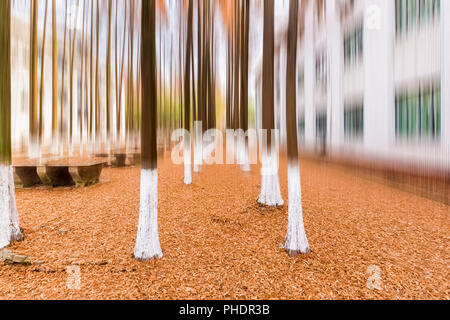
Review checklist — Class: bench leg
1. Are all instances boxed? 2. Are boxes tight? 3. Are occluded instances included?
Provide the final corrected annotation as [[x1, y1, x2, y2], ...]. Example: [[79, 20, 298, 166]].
[[14, 167, 42, 188], [46, 167, 75, 187]]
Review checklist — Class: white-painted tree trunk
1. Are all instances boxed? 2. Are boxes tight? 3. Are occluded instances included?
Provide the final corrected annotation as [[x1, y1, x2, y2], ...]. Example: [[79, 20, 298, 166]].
[[184, 137, 192, 185], [0, 165, 22, 249], [134, 169, 163, 260], [258, 152, 284, 206], [285, 163, 310, 256]]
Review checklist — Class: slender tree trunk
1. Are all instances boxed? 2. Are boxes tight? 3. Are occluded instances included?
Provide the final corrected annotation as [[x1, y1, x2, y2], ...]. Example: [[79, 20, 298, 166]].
[[117, 0, 127, 147], [0, 0, 22, 249], [60, 0, 68, 156], [106, 0, 112, 149], [226, 33, 231, 129], [134, 0, 162, 261], [89, 0, 94, 145], [170, 40, 174, 134], [115, 0, 119, 142], [197, 0, 203, 128], [285, 0, 310, 256], [201, 0, 208, 133], [80, 0, 86, 154], [210, 1, 216, 130], [240, 0, 250, 171], [191, 44, 196, 123], [69, 0, 80, 153], [39, 0, 48, 148], [29, 0, 38, 157], [128, 0, 135, 151], [233, 0, 240, 131], [95, 0, 100, 149], [51, 0, 58, 153], [179, 2, 184, 130], [258, 0, 283, 207], [184, 0, 194, 185]]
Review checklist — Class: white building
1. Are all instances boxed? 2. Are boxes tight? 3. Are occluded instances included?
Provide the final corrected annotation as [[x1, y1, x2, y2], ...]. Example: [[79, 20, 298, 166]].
[[256, 0, 449, 174]]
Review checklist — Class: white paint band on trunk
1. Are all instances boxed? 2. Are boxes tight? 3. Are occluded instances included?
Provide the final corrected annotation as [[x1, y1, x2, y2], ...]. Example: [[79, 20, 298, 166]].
[[184, 137, 192, 185], [134, 169, 163, 260], [258, 152, 284, 206], [0, 165, 22, 249], [285, 163, 310, 255]]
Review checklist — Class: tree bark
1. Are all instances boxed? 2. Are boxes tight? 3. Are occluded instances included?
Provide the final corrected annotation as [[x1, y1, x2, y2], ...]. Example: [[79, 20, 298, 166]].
[[39, 0, 48, 146], [135, 0, 162, 261], [0, 0, 22, 249], [80, 0, 86, 152], [106, 0, 112, 145], [60, 0, 68, 155], [0, 0, 12, 165], [69, 0, 80, 151], [184, 0, 194, 185], [258, 0, 283, 207], [51, 0, 58, 151], [285, 0, 310, 256], [29, 0, 38, 157]]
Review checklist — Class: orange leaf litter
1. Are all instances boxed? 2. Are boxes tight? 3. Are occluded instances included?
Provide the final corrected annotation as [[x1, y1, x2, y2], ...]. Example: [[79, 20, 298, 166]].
[[0, 154, 448, 299]]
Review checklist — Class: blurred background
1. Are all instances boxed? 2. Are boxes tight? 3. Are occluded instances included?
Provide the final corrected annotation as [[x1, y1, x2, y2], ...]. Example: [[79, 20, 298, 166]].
[[7, 0, 450, 200]]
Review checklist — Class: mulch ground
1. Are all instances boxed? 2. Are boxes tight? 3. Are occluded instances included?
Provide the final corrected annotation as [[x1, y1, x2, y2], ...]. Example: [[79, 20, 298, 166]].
[[0, 154, 448, 299]]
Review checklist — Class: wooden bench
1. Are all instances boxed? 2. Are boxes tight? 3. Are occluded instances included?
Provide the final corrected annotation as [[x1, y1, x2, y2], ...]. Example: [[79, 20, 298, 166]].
[[13, 158, 107, 188], [45, 158, 107, 187], [13, 159, 43, 188]]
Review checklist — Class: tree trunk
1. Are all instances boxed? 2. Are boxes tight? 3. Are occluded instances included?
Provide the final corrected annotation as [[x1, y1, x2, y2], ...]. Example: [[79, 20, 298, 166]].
[[226, 34, 231, 129], [134, 0, 162, 261], [106, 0, 112, 149], [89, 0, 94, 145], [0, 0, 22, 249], [285, 0, 310, 256], [184, 0, 194, 185], [80, 0, 86, 154], [60, 0, 68, 156], [258, 0, 283, 207], [95, 0, 100, 149], [239, 0, 250, 171], [128, 0, 135, 151], [69, 0, 80, 153], [233, 0, 240, 131], [29, 0, 38, 158], [39, 0, 48, 148], [51, 0, 58, 154], [115, 0, 119, 143]]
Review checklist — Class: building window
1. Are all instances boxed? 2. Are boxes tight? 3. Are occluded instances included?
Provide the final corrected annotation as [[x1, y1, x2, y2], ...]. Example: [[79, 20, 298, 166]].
[[344, 105, 364, 138], [395, 85, 441, 140], [344, 25, 363, 67], [396, 0, 440, 34]]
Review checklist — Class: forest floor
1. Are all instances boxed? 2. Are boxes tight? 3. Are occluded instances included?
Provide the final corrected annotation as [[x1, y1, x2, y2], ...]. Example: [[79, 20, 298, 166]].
[[0, 153, 448, 299]]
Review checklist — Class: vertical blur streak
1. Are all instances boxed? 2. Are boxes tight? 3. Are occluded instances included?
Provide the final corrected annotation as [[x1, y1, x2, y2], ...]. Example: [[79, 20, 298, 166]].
[[29, 0, 38, 157], [0, 0, 11, 164], [141, 0, 157, 170]]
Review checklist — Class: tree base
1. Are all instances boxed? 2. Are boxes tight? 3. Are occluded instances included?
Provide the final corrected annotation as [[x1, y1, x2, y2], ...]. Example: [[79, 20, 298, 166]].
[[0, 165, 22, 249], [285, 248, 311, 257], [258, 174, 284, 207], [134, 169, 163, 261]]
